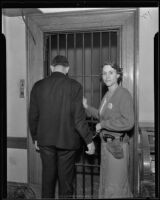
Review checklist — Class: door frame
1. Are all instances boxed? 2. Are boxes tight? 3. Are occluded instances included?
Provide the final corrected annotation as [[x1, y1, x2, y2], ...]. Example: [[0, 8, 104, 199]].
[[26, 8, 139, 196]]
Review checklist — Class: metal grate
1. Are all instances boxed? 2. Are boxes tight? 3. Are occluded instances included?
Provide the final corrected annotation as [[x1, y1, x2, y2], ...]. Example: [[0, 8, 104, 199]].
[[44, 29, 119, 198]]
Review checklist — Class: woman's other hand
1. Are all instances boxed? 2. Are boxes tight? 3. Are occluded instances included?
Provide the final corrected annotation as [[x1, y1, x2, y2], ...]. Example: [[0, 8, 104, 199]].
[[83, 97, 88, 109], [96, 123, 102, 133]]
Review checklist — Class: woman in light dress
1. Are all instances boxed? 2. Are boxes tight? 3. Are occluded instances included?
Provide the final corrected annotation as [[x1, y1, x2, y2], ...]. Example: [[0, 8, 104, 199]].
[[83, 61, 134, 198]]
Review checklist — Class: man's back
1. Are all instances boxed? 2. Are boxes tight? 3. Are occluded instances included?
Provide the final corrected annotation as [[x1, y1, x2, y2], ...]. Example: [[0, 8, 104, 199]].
[[29, 72, 91, 149], [29, 55, 95, 199]]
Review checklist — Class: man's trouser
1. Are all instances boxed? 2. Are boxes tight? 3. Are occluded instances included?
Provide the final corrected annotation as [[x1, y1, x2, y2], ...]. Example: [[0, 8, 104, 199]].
[[39, 145, 77, 198]]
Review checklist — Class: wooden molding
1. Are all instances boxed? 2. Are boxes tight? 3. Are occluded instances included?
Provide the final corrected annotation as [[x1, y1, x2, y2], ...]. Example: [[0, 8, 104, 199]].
[[7, 137, 27, 149], [2, 8, 41, 17], [139, 122, 154, 130]]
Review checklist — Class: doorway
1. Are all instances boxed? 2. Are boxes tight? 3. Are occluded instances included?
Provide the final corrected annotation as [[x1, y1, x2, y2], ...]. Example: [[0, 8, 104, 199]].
[[43, 29, 119, 197], [27, 8, 139, 197]]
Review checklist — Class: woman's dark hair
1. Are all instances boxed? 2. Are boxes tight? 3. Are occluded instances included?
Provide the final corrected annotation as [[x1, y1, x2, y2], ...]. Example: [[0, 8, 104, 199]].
[[102, 61, 123, 84]]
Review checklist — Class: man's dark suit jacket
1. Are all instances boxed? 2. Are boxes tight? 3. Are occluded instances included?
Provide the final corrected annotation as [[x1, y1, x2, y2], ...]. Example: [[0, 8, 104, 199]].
[[29, 72, 92, 150]]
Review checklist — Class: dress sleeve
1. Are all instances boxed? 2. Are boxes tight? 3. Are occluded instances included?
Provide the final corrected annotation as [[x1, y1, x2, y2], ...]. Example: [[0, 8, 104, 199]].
[[100, 90, 134, 132], [86, 105, 99, 120]]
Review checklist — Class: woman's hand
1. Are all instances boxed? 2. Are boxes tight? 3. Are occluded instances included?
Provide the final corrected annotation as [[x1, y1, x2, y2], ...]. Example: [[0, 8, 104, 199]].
[[83, 97, 88, 109], [96, 123, 102, 133], [85, 141, 95, 155]]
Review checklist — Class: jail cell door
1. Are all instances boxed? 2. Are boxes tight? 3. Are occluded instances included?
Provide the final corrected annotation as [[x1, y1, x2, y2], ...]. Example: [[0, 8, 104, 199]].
[[44, 30, 120, 198]]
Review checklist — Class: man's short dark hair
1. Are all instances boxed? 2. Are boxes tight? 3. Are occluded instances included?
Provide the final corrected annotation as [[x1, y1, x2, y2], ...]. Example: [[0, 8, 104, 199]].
[[51, 55, 69, 67]]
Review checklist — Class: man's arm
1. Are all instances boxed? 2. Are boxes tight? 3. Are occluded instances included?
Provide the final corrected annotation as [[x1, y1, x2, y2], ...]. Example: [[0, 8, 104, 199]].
[[72, 83, 95, 154], [28, 84, 39, 144]]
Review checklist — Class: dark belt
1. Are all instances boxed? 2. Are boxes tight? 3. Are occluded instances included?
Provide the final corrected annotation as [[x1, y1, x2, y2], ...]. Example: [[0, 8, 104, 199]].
[[102, 133, 124, 142]]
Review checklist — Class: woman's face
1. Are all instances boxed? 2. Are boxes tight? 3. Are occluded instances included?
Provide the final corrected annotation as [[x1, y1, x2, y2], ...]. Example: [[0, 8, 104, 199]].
[[102, 65, 120, 87]]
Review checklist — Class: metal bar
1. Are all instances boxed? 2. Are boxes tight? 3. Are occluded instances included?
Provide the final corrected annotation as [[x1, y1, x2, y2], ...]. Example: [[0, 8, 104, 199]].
[[82, 147, 85, 198], [43, 34, 47, 77], [119, 27, 122, 73], [66, 34, 68, 57], [91, 32, 94, 198], [82, 33, 85, 96], [74, 33, 76, 75], [75, 165, 77, 198], [75, 163, 100, 168], [116, 31, 119, 65], [109, 31, 111, 61], [100, 32, 102, 101], [82, 32, 85, 198], [76, 172, 100, 176], [99, 32, 102, 167], [91, 32, 93, 106], [70, 75, 100, 77], [57, 34, 59, 55], [49, 35, 52, 75], [74, 33, 77, 198], [46, 29, 119, 35]]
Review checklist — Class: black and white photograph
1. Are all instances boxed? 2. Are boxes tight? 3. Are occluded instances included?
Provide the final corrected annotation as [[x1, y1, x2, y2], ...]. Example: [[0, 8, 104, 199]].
[[1, 5, 159, 199]]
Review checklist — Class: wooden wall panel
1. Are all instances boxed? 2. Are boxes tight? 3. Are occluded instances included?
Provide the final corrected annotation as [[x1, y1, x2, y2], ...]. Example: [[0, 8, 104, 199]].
[[26, 16, 44, 185]]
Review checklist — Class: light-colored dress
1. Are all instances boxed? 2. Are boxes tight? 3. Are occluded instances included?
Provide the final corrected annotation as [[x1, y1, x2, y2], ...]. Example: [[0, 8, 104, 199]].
[[86, 86, 134, 198]]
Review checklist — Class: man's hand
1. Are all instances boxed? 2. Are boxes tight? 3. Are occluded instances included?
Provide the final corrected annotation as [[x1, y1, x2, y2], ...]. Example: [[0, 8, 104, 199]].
[[85, 141, 95, 155], [34, 140, 40, 151]]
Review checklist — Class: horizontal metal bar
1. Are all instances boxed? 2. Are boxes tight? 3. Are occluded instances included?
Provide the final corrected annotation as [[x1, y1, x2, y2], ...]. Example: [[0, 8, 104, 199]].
[[75, 163, 100, 168], [69, 75, 100, 77], [75, 172, 100, 176], [45, 29, 119, 35]]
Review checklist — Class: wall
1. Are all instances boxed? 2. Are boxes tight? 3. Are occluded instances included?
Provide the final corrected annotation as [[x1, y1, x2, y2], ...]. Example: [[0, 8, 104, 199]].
[[139, 7, 158, 125], [2, 15, 28, 183]]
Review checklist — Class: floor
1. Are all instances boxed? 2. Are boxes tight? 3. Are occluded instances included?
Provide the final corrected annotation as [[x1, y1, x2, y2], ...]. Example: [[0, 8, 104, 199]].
[[7, 178, 155, 199]]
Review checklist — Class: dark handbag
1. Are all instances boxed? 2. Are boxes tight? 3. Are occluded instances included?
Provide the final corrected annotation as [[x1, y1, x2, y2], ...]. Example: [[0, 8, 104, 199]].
[[106, 139, 124, 159]]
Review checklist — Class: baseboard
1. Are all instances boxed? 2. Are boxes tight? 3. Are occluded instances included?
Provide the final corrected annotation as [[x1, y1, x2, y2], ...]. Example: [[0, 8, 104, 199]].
[[7, 181, 36, 199]]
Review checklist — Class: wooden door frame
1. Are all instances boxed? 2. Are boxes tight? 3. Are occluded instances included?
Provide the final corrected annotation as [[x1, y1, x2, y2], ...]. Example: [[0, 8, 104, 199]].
[[26, 8, 139, 196]]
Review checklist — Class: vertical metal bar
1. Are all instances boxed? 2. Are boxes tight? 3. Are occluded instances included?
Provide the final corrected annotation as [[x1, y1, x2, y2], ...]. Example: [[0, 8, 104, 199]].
[[66, 33, 68, 57], [91, 32, 93, 106], [99, 32, 102, 101], [99, 32, 102, 167], [82, 32, 85, 198], [75, 165, 77, 198], [43, 34, 46, 77], [91, 32, 94, 198], [82, 33, 85, 96], [74, 33, 77, 198], [109, 31, 111, 61], [49, 35, 52, 76], [74, 33, 76, 74], [116, 31, 119, 65], [57, 33, 59, 55], [119, 27, 122, 69]]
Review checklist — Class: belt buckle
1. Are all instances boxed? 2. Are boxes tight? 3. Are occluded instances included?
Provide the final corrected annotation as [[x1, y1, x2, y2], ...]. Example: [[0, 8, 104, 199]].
[[115, 136, 123, 142]]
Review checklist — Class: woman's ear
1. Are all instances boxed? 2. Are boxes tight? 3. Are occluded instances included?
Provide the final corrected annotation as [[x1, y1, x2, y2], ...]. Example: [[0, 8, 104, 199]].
[[117, 74, 120, 79]]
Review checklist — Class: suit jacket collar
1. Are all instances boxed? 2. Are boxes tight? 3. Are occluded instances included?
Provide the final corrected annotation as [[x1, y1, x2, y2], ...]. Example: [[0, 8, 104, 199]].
[[51, 71, 67, 78]]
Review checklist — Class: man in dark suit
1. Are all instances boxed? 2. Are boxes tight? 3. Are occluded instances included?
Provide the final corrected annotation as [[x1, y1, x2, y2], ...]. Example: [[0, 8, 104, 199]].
[[29, 55, 95, 198]]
